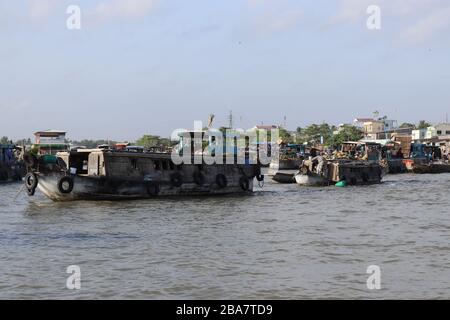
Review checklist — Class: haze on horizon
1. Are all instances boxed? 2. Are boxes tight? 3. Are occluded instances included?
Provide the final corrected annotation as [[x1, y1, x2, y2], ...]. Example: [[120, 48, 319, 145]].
[[1, 0, 450, 142]]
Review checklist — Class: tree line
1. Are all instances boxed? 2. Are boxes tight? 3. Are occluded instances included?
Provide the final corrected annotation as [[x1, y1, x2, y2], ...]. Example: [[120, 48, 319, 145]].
[[0, 119, 435, 149]]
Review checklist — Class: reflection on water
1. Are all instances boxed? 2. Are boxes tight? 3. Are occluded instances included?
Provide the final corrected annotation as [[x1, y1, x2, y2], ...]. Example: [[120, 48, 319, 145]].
[[0, 174, 449, 299]]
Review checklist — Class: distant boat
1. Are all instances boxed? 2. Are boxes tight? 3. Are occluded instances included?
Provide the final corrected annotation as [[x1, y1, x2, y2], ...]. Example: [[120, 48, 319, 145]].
[[0, 144, 24, 183], [294, 159, 382, 187]]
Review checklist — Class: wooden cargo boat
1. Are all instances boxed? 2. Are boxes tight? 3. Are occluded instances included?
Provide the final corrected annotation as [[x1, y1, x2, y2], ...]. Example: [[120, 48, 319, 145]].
[[294, 159, 382, 186], [23, 147, 263, 201], [408, 161, 450, 174], [403, 144, 450, 174]]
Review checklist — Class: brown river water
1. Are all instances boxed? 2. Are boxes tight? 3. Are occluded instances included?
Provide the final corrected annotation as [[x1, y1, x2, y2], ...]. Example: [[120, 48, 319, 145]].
[[0, 173, 449, 299]]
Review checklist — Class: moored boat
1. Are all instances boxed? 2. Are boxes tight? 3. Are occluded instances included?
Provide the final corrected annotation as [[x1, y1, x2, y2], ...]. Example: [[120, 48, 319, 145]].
[[294, 158, 382, 186], [23, 145, 263, 201], [409, 161, 450, 174]]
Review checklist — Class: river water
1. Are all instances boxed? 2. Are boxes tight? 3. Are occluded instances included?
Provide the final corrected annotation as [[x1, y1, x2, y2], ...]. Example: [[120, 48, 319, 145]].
[[0, 173, 449, 299]]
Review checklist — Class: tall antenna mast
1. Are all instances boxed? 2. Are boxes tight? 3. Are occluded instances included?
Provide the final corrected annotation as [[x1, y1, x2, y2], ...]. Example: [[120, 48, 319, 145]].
[[228, 110, 233, 129]]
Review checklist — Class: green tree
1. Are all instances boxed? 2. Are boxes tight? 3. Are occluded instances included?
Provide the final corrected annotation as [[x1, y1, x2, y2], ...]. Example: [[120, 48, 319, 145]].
[[0, 136, 10, 144], [399, 123, 416, 129], [136, 135, 171, 149], [417, 120, 431, 129], [70, 139, 118, 148], [330, 125, 364, 148], [278, 127, 293, 143], [302, 123, 334, 145]]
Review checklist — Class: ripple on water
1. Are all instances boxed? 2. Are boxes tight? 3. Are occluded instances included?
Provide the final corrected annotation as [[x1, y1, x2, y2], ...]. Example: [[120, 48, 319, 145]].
[[1, 174, 450, 299]]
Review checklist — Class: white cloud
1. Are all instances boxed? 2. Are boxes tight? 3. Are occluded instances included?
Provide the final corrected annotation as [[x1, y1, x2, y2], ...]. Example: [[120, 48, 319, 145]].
[[246, 0, 303, 34], [400, 7, 450, 44], [334, 0, 450, 44], [87, 0, 158, 23], [334, 0, 443, 22], [254, 9, 303, 33], [27, 0, 61, 20]]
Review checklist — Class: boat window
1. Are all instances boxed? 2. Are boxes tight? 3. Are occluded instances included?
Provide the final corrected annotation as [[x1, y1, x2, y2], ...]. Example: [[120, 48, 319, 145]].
[[68, 152, 90, 175], [82, 160, 88, 171], [154, 160, 161, 170], [162, 161, 168, 170]]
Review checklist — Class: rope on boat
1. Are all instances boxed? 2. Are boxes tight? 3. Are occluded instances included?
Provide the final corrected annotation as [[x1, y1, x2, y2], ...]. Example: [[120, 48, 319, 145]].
[[13, 183, 25, 201]]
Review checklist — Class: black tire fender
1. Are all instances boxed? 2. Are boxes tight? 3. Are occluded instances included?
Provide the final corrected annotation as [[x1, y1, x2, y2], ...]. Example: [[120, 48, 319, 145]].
[[24, 172, 38, 190], [26, 186, 36, 196], [193, 171, 205, 186], [170, 173, 183, 187], [146, 182, 160, 196], [216, 174, 227, 189], [239, 176, 250, 191], [58, 176, 74, 194]]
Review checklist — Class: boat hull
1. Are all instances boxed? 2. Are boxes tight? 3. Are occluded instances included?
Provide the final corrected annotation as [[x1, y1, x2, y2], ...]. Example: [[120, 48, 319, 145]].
[[294, 173, 328, 186], [36, 173, 255, 201], [411, 163, 450, 174]]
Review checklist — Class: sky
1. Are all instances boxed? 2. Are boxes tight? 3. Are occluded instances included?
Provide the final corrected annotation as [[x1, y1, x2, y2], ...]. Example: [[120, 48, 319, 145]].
[[1, 0, 450, 141]]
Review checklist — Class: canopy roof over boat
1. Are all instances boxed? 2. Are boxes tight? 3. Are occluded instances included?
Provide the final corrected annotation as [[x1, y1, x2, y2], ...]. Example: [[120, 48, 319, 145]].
[[359, 139, 400, 146]]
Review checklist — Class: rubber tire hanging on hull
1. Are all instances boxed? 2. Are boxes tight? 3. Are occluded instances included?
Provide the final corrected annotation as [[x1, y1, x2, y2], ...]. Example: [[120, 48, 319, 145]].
[[170, 173, 183, 187], [193, 171, 205, 186], [146, 183, 160, 196], [239, 176, 250, 191], [216, 174, 227, 189], [24, 172, 38, 190], [26, 186, 36, 196], [58, 176, 74, 194]]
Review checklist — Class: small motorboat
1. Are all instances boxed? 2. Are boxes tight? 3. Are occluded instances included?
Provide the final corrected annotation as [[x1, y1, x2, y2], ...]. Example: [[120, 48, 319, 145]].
[[271, 171, 296, 184], [294, 172, 328, 186]]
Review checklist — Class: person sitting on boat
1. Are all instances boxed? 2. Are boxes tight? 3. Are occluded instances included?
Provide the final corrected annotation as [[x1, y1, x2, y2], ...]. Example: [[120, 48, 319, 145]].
[[311, 153, 325, 174]]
